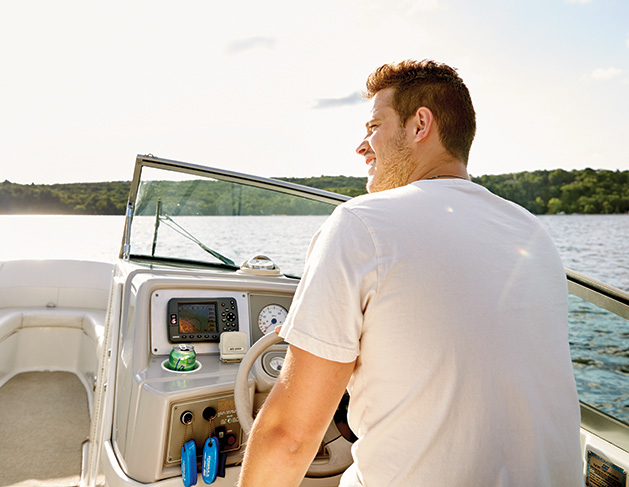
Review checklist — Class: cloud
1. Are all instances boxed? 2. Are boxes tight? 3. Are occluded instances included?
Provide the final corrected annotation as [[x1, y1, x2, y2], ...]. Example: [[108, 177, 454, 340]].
[[312, 92, 364, 109], [225, 36, 277, 55], [590, 67, 623, 80]]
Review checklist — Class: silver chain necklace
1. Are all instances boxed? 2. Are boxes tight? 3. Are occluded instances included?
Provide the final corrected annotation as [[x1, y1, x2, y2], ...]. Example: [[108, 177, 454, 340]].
[[425, 174, 468, 180]]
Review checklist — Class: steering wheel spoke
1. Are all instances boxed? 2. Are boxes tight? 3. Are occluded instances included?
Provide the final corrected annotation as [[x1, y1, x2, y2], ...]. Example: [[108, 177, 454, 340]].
[[234, 332, 354, 478]]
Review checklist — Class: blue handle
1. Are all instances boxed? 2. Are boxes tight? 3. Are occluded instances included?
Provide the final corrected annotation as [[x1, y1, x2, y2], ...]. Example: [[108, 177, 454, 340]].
[[202, 436, 219, 484], [181, 440, 197, 487]]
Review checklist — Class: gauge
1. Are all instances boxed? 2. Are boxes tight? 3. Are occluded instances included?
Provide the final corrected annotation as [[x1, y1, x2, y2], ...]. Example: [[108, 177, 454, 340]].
[[269, 356, 284, 374], [258, 304, 288, 334], [262, 351, 286, 378]]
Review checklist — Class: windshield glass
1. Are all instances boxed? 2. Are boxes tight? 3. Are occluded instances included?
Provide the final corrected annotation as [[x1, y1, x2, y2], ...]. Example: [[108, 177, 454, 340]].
[[127, 164, 339, 276]]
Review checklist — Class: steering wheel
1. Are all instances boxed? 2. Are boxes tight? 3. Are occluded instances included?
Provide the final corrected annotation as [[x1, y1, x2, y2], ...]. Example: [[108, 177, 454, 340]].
[[234, 332, 354, 478]]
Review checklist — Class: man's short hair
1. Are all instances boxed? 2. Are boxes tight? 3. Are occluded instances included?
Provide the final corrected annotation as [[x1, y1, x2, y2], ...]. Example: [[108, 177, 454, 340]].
[[365, 59, 476, 163]]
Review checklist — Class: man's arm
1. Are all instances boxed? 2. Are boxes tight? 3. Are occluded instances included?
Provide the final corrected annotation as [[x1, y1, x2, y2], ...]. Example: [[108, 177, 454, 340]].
[[238, 344, 356, 487]]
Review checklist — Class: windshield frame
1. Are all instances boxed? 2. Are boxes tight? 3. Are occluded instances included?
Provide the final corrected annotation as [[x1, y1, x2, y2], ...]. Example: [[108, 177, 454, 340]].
[[120, 154, 351, 263]]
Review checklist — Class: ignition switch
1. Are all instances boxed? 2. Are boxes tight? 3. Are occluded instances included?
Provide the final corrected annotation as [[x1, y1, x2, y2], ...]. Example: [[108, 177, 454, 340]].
[[203, 407, 217, 421], [180, 411, 194, 425]]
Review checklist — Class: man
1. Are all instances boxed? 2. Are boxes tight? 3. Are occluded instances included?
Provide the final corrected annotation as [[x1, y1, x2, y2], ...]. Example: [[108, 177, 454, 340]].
[[238, 59, 582, 486]]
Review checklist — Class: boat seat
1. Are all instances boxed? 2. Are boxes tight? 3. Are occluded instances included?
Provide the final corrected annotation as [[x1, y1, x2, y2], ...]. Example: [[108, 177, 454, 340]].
[[0, 258, 112, 344], [0, 307, 108, 397], [0, 307, 106, 349], [0, 260, 113, 405]]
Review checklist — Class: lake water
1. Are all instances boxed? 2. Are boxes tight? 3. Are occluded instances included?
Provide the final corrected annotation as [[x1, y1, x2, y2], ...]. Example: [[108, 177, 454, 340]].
[[537, 214, 629, 293], [1, 214, 627, 289], [0, 215, 127, 264], [1, 213, 628, 421]]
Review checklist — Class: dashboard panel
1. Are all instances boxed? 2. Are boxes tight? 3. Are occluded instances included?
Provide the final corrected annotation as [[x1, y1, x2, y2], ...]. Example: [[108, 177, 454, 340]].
[[150, 289, 293, 355], [112, 269, 298, 483], [150, 289, 251, 355]]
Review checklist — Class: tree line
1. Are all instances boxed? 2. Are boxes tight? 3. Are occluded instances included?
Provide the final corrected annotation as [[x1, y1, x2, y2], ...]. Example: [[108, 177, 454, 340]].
[[1, 168, 628, 215], [0, 181, 131, 215], [472, 168, 629, 215], [132, 179, 335, 217]]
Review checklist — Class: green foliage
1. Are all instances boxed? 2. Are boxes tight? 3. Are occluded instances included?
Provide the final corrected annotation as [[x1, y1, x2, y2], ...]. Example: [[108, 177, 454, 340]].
[[278, 176, 369, 198], [0, 180, 131, 215], [1, 169, 628, 215], [134, 179, 336, 217], [471, 169, 629, 214]]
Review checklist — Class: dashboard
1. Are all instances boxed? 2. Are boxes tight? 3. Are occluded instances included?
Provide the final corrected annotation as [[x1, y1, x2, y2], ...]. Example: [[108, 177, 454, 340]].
[[111, 268, 298, 483]]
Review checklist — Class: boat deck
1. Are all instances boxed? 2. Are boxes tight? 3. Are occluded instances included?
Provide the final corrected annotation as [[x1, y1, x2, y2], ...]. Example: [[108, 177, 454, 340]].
[[0, 371, 90, 487]]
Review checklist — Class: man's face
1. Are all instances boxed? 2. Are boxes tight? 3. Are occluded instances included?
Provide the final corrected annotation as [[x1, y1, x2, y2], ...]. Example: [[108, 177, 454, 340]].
[[356, 87, 416, 193]]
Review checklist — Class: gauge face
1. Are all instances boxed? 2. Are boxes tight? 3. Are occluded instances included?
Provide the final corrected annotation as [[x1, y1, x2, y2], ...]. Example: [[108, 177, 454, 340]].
[[269, 356, 284, 374], [258, 304, 288, 334]]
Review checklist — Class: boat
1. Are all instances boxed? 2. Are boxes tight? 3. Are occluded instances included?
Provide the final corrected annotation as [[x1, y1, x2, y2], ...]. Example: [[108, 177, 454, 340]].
[[1, 154, 628, 486]]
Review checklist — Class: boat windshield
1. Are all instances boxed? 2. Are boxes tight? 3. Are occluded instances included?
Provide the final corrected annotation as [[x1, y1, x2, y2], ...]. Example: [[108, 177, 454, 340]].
[[123, 157, 345, 276]]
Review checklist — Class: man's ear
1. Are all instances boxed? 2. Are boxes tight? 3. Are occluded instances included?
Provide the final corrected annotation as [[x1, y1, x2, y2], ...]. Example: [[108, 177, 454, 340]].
[[411, 107, 434, 142]]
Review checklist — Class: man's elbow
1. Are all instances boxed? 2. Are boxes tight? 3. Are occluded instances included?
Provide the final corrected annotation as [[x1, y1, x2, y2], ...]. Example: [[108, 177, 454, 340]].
[[250, 419, 323, 469], [261, 422, 318, 456]]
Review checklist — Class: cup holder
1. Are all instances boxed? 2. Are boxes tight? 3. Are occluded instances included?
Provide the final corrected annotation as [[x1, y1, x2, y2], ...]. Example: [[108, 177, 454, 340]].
[[161, 360, 202, 373]]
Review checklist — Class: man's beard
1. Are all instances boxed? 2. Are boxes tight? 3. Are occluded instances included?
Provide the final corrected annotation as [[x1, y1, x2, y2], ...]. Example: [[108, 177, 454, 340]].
[[367, 130, 415, 193]]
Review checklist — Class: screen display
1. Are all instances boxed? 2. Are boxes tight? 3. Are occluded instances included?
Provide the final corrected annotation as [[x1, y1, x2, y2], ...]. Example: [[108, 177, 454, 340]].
[[178, 303, 218, 334]]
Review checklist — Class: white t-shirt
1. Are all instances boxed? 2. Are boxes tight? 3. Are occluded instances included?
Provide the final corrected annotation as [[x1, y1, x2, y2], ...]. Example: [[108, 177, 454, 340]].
[[280, 179, 582, 486]]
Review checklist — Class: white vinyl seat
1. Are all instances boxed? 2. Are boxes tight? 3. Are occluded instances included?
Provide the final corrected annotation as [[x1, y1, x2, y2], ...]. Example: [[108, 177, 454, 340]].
[[0, 260, 113, 409]]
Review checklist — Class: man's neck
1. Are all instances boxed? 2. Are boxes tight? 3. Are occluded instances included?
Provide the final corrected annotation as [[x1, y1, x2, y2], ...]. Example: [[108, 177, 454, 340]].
[[408, 157, 469, 183]]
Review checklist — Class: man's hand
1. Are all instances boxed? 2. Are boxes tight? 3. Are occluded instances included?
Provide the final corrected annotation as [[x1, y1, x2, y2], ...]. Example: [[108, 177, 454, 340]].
[[238, 345, 355, 487]]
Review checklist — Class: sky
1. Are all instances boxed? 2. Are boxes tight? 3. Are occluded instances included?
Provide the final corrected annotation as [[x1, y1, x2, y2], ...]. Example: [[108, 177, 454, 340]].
[[1, 0, 628, 184]]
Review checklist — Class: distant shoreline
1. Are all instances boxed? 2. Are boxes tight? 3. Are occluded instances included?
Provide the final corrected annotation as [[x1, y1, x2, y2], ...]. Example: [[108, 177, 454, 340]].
[[1, 168, 628, 215]]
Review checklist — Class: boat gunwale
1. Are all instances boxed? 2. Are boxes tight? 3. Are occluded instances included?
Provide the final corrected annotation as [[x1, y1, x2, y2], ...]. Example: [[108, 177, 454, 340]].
[[566, 268, 629, 453], [567, 268, 629, 319]]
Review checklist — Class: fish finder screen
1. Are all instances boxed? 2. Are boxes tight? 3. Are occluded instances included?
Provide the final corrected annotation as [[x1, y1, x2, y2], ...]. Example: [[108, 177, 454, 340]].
[[178, 303, 218, 334]]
